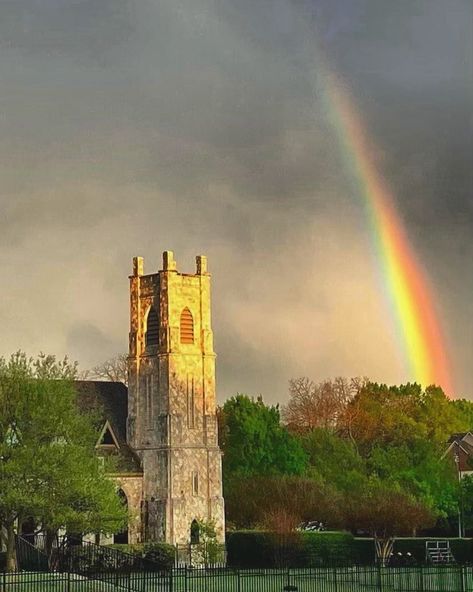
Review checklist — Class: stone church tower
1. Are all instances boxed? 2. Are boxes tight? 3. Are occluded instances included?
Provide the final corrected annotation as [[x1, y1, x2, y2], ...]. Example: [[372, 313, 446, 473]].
[[127, 251, 225, 544]]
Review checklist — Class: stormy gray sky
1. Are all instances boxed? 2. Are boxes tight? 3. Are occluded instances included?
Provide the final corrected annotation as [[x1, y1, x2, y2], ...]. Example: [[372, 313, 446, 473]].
[[1, 0, 472, 402]]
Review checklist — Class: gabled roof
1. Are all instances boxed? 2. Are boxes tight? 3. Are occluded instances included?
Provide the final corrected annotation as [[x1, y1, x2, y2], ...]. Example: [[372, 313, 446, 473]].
[[74, 381, 142, 474], [447, 432, 471, 444], [444, 432, 473, 472]]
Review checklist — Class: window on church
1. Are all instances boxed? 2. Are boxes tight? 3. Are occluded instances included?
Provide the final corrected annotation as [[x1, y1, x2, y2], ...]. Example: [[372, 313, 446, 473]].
[[192, 472, 199, 496], [146, 307, 159, 347], [101, 428, 115, 445], [180, 308, 194, 344], [96, 421, 120, 449]]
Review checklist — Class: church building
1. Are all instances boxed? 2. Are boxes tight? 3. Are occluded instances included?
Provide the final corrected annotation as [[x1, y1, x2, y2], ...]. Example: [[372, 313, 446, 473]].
[[75, 251, 225, 546]]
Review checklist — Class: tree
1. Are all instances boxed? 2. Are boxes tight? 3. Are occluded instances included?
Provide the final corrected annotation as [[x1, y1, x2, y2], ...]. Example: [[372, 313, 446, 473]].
[[224, 475, 343, 530], [0, 352, 127, 571], [302, 428, 367, 493], [282, 377, 365, 433], [344, 480, 435, 565], [460, 474, 473, 533], [219, 395, 307, 480], [451, 399, 473, 432], [337, 382, 468, 453], [367, 440, 458, 519], [83, 354, 128, 385]]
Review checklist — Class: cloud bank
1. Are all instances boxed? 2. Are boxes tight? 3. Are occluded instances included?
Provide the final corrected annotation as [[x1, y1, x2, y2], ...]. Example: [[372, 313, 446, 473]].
[[0, 0, 471, 401]]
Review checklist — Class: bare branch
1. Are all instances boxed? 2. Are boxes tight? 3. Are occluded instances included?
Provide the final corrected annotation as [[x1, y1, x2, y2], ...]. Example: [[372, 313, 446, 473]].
[[86, 354, 128, 386]]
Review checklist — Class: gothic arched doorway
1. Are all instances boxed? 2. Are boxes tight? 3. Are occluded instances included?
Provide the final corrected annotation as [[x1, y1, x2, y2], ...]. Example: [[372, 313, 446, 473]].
[[114, 489, 129, 544], [190, 519, 200, 545]]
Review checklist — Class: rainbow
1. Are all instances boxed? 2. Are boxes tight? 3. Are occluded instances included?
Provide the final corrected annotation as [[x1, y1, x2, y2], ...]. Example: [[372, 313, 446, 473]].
[[322, 70, 453, 395]]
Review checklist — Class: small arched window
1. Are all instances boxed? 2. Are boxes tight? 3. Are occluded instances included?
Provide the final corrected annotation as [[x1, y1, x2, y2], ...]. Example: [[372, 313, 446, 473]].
[[145, 307, 159, 347], [180, 308, 194, 344]]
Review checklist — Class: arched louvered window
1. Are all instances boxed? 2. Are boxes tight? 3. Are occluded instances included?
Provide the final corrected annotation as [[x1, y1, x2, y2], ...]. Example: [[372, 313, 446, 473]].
[[180, 308, 194, 344], [145, 307, 159, 347]]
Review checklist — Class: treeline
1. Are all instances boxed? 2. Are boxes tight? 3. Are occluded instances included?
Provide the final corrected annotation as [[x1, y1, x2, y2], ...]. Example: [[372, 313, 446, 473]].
[[219, 379, 473, 547]]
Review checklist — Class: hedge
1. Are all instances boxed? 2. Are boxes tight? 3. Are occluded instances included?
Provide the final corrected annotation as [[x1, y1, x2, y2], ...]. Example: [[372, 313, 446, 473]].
[[226, 531, 473, 567], [107, 543, 176, 571], [226, 531, 363, 568]]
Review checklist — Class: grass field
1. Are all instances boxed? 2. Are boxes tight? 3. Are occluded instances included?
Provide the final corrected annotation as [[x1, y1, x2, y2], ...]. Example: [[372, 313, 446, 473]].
[[1, 567, 472, 592]]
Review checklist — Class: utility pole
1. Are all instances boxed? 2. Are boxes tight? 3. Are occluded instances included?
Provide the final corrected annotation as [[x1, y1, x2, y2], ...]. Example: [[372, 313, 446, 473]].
[[454, 447, 463, 538]]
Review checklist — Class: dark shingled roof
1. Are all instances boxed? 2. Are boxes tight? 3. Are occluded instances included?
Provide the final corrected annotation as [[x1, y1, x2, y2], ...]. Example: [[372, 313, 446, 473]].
[[448, 433, 469, 444], [74, 381, 142, 475]]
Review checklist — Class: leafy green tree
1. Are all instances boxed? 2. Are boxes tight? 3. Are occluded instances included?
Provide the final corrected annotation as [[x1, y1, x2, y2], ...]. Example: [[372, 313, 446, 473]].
[[0, 352, 127, 571], [460, 474, 473, 533], [302, 428, 367, 492], [367, 440, 458, 518], [220, 395, 307, 479], [451, 399, 473, 432], [338, 382, 469, 452]]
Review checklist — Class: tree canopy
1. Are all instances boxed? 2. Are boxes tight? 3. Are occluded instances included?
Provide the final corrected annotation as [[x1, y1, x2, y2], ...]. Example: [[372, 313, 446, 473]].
[[219, 395, 307, 480], [219, 379, 473, 542], [0, 352, 127, 571]]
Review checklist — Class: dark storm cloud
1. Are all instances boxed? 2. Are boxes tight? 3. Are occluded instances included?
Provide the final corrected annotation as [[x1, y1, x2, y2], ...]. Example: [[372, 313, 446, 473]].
[[0, 0, 471, 400]]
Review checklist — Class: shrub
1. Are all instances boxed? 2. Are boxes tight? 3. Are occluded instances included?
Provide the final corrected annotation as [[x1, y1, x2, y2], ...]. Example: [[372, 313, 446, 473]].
[[226, 531, 274, 568], [142, 543, 175, 571], [227, 530, 358, 568], [106, 543, 176, 571], [352, 538, 376, 565], [302, 532, 356, 567], [226, 531, 473, 567]]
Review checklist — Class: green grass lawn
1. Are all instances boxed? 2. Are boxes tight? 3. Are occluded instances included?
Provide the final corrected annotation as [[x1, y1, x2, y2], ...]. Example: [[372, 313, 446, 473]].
[[2, 568, 471, 592]]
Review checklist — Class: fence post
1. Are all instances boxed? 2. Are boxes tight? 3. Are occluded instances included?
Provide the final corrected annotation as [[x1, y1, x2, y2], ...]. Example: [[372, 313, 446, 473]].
[[460, 566, 465, 592], [66, 570, 71, 592], [169, 568, 173, 592], [418, 566, 424, 592], [377, 565, 383, 592], [237, 568, 241, 592]]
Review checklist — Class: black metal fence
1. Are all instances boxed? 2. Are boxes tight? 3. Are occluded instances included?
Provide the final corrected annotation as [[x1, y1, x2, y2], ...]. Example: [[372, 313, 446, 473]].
[[175, 543, 227, 567], [54, 540, 161, 574], [15, 537, 49, 573], [1, 566, 473, 592]]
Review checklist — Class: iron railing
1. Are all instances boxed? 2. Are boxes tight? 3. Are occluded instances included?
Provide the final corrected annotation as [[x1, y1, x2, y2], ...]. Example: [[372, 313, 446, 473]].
[[15, 536, 49, 572], [55, 539, 162, 574], [1, 565, 473, 592], [175, 542, 227, 567]]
